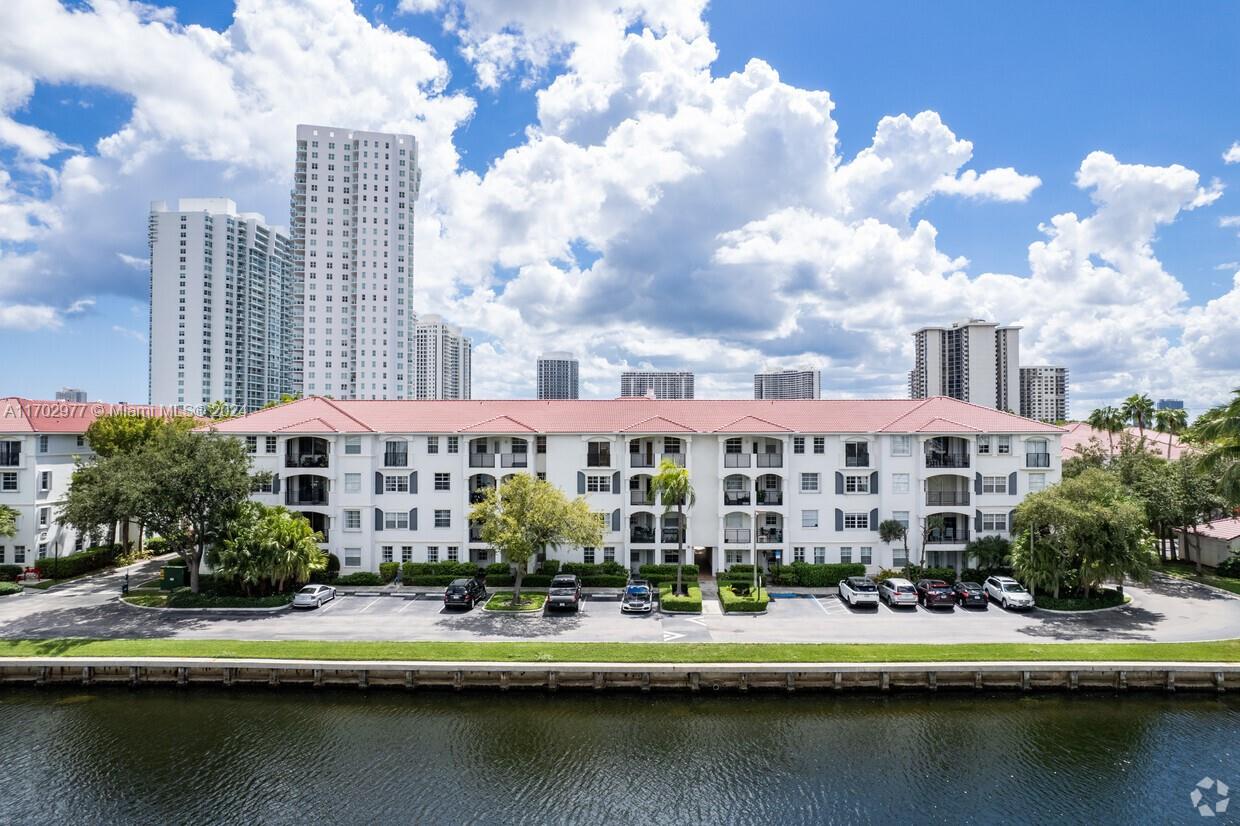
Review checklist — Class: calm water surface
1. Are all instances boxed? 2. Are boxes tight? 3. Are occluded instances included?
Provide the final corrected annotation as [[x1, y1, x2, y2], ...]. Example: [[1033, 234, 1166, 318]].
[[0, 689, 1236, 824]]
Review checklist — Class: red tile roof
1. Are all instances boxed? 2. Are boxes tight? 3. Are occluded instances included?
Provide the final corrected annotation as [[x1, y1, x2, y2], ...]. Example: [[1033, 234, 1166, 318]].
[[1185, 516, 1240, 542], [1060, 422, 1189, 461], [0, 397, 185, 434], [205, 396, 1064, 436]]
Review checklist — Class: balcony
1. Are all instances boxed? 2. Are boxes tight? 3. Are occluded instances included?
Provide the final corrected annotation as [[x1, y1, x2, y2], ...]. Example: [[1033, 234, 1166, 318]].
[[926, 491, 970, 506], [723, 491, 751, 507], [383, 451, 409, 468], [757, 528, 783, 543], [469, 489, 492, 504], [285, 489, 328, 507], [630, 454, 654, 468], [469, 453, 496, 468], [724, 453, 751, 468], [500, 453, 528, 468], [586, 454, 612, 468], [1026, 452, 1051, 468], [630, 526, 655, 543], [757, 490, 783, 506], [285, 453, 328, 469], [926, 453, 970, 469], [926, 529, 971, 544], [724, 528, 751, 544], [756, 454, 783, 468], [630, 490, 655, 506], [469, 524, 484, 542], [661, 527, 685, 544]]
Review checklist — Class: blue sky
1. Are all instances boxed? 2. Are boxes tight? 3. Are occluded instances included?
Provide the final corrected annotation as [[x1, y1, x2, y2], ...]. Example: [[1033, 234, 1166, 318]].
[[0, 0, 1237, 412]]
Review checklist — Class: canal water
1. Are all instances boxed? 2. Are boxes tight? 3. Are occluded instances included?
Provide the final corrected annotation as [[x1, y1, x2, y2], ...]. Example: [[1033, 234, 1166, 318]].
[[1, 689, 1236, 824]]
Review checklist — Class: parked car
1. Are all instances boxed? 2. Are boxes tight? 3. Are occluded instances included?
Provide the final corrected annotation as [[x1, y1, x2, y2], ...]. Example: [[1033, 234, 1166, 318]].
[[878, 577, 918, 608], [292, 584, 336, 609], [621, 580, 654, 613], [952, 581, 988, 608], [984, 576, 1036, 610], [838, 576, 879, 608], [547, 574, 583, 612], [915, 579, 956, 609], [443, 577, 488, 610]]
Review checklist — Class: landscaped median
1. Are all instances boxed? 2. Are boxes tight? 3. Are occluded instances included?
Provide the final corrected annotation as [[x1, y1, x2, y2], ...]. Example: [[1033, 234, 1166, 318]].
[[122, 591, 292, 609], [659, 584, 702, 613], [719, 585, 771, 613], [2, 638, 1236, 664], [484, 593, 546, 612]]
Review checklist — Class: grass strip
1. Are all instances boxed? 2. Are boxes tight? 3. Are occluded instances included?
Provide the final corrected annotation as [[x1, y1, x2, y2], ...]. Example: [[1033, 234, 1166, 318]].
[[1157, 561, 1240, 596], [485, 593, 546, 612], [0, 638, 1234, 663]]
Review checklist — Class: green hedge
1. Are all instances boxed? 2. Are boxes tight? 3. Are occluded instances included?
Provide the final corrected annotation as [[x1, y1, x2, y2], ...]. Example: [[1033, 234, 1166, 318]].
[[770, 562, 866, 587], [1215, 555, 1240, 577], [561, 561, 627, 578], [901, 565, 958, 585], [0, 581, 22, 597], [378, 562, 399, 583], [0, 564, 24, 582], [336, 572, 385, 586], [400, 561, 480, 579], [166, 589, 292, 608], [34, 546, 119, 580], [719, 585, 771, 612], [659, 583, 702, 612], [1035, 590, 1125, 611], [145, 536, 169, 554], [639, 564, 698, 585], [485, 562, 510, 576], [538, 560, 561, 575]]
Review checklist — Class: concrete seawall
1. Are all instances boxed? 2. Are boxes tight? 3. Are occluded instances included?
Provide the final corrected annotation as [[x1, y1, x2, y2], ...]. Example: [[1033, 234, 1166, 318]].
[[0, 658, 1236, 694]]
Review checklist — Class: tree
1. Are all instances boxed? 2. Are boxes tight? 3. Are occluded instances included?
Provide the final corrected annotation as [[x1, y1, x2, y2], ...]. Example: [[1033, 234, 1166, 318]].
[[209, 503, 326, 594], [1121, 393, 1155, 445], [649, 458, 695, 595], [1192, 388, 1240, 505], [469, 473, 602, 606], [0, 504, 16, 538], [262, 394, 302, 410], [60, 451, 152, 558], [917, 515, 945, 566], [1062, 438, 1108, 478], [965, 535, 1011, 571], [203, 400, 237, 420], [1087, 406, 1125, 455], [878, 519, 908, 563], [142, 428, 262, 593], [1153, 407, 1188, 460]]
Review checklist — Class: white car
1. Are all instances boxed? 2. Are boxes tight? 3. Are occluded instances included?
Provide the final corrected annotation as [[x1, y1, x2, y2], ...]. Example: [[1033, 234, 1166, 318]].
[[984, 576, 1035, 610], [878, 577, 918, 608], [838, 576, 879, 608], [293, 584, 337, 608]]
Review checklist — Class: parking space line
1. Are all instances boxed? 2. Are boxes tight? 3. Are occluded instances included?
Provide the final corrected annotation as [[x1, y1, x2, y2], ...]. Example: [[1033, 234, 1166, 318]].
[[810, 596, 831, 615], [397, 599, 417, 614], [358, 597, 382, 613]]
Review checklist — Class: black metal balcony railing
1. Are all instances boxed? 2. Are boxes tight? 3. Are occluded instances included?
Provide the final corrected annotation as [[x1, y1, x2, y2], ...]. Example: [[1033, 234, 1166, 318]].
[[631, 491, 655, 506], [383, 451, 409, 468], [844, 454, 869, 468], [661, 528, 685, 544], [469, 489, 492, 504], [285, 490, 328, 507], [285, 454, 328, 468], [724, 453, 752, 468], [757, 490, 783, 506], [757, 528, 783, 543], [660, 453, 685, 467], [630, 454, 654, 468], [469, 453, 496, 468], [724, 528, 751, 543], [500, 453, 528, 468], [926, 529, 971, 544], [925, 453, 970, 468], [723, 491, 751, 507], [630, 527, 656, 543], [587, 455, 612, 468], [756, 454, 783, 468], [926, 491, 970, 506], [1026, 452, 1051, 468]]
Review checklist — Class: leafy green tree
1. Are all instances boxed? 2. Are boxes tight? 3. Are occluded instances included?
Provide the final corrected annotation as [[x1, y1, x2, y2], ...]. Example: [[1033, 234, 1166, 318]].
[[1121, 393, 1155, 444], [209, 503, 326, 594], [650, 458, 695, 594], [0, 504, 16, 538], [262, 394, 302, 410], [1153, 407, 1188, 460], [878, 519, 908, 563], [1087, 406, 1125, 454], [85, 412, 193, 458], [203, 400, 237, 420], [965, 535, 1011, 571], [1192, 388, 1240, 505], [469, 473, 602, 606], [1062, 438, 1108, 478]]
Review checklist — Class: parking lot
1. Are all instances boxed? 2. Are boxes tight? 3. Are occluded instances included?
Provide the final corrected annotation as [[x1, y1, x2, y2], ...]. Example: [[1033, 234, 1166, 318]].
[[1, 559, 1236, 645]]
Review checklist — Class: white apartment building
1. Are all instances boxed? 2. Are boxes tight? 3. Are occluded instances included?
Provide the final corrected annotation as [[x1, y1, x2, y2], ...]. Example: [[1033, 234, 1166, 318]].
[[754, 369, 821, 400], [537, 352, 579, 399], [294, 124, 422, 400], [620, 371, 695, 399], [1019, 366, 1069, 422], [909, 319, 1021, 413], [213, 396, 1062, 575], [149, 198, 295, 412], [413, 315, 471, 400], [0, 399, 164, 565]]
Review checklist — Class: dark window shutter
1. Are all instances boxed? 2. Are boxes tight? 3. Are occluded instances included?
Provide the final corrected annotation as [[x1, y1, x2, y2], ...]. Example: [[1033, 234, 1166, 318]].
[[272, 475, 281, 495], [1008, 472, 1017, 495], [409, 471, 417, 494], [374, 508, 383, 531], [975, 510, 983, 533], [409, 508, 417, 531], [612, 471, 621, 494], [870, 471, 878, 492], [375, 472, 383, 495], [834, 509, 843, 531], [869, 508, 878, 530], [974, 472, 982, 495], [835, 471, 844, 494], [611, 509, 621, 532], [577, 471, 585, 494]]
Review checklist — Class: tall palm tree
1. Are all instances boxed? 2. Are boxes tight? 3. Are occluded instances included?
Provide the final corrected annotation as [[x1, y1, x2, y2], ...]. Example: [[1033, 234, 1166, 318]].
[[1121, 393, 1155, 444], [1153, 407, 1188, 460], [1193, 389, 1240, 504], [650, 458, 695, 595], [1087, 406, 1124, 455]]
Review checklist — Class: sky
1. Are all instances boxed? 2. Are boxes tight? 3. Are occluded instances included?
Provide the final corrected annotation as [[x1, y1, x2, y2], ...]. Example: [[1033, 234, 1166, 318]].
[[0, 0, 1238, 416]]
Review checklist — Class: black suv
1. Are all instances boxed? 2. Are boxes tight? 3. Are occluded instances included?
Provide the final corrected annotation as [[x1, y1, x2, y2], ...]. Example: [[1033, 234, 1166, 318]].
[[443, 578, 488, 609]]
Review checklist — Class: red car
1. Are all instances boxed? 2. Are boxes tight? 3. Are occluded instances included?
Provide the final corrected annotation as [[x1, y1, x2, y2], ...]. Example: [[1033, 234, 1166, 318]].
[[915, 579, 956, 609]]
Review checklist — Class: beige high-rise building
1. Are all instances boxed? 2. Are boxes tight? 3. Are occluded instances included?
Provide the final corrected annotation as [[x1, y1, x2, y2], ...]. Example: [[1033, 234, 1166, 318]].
[[909, 319, 1021, 413], [413, 314, 471, 400], [1019, 366, 1069, 422]]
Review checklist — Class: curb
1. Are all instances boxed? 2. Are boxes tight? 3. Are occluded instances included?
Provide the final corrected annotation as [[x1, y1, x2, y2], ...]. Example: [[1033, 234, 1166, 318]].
[[1036, 595, 1134, 614], [118, 597, 292, 614], [1152, 571, 1240, 601]]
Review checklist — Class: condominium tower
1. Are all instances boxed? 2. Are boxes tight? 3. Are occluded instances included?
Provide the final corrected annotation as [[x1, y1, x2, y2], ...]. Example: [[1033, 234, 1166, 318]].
[[54, 388, 87, 403], [1019, 366, 1069, 422], [293, 124, 422, 400], [537, 352, 579, 399], [148, 198, 295, 412], [909, 319, 1020, 412], [620, 371, 695, 399], [412, 315, 471, 400], [754, 369, 821, 400]]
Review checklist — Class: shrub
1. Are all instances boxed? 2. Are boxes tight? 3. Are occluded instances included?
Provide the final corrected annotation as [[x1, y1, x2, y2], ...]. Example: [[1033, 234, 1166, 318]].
[[485, 562, 510, 577], [1035, 589, 1125, 611], [401, 561, 478, 581], [960, 567, 1009, 585], [659, 583, 702, 612], [719, 585, 770, 612], [872, 568, 903, 583], [581, 575, 628, 587], [561, 561, 628, 578], [538, 559, 561, 575], [145, 536, 169, 554], [1217, 555, 1240, 578], [335, 572, 385, 586], [639, 564, 699, 585], [34, 545, 118, 580], [0, 581, 22, 597], [902, 565, 957, 585], [165, 589, 292, 608], [0, 564, 24, 582], [379, 562, 400, 583], [771, 562, 866, 587]]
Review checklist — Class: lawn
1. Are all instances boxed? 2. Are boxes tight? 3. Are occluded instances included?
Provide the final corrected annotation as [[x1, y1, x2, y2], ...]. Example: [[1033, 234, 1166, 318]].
[[0, 638, 1235, 663], [485, 593, 546, 612], [1157, 560, 1240, 596]]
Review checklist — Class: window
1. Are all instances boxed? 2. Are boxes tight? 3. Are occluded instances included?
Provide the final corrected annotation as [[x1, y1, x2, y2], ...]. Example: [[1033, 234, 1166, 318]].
[[860, 546, 872, 565], [844, 513, 868, 530], [801, 510, 818, 528], [793, 436, 805, 454], [381, 545, 394, 563], [39, 471, 51, 492], [384, 440, 408, 466], [385, 511, 410, 530], [587, 441, 611, 467], [434, 472, 450, 491], [892, 510, 910, 529], [344, 549, 362, 567], [344, 436, 361, 455], [845, 441, 869, 467], [344, 510, 361, 530], [384, 475, 410, 493], [814, 546, 826, 564], [434, 510, 450, 528], [447, 436, 459, 454], [726, 549, 744, 565], [447, 546, 459, 562], [844, 474, 870, 494], [840, 546, 852, 564], [893, 546, 909, 567], [982, 513, 1008, 532], [38, 507, 49, 528], [537, 472, 546, 481], [813, 436, 825, 454], [996, 436, 1011, 455], [0, 441, 21, 466], [892, 473, 910, 494], [583, 547, 596, 564], [265, 436, 277, 454], [977, 436, 991, 455], [663, 550, 679, 564], [253, 476, 274, 494], [1028, 473, 1047, 493], [427, 436, 439, 454], [982, 476, 1008, 494], [586, 475, 610, 492], [891, 435, 912, 456], [536, 436, 546, 454], [245, 436, 257, 454], [344, 473, 361, 493], [800, 472, 820, 493], [76, 435, 85, 448], [793, 546, 805, 563], [38, 435, 48, 453], [603, 546, 615, 563], [427, 546, 439, 563], [0, 472, 15, 492]]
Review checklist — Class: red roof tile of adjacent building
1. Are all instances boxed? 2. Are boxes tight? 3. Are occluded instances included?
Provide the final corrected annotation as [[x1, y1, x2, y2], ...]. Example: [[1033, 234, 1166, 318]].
[[1185, 516, 1240, 542], [1060, 422, 1189, 461], [204, 395, 1065, 436], [0, 397, 187, 434]]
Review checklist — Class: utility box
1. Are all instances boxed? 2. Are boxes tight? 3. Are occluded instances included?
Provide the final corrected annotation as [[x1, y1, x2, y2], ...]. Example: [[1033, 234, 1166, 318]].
[[160, 565, 187, 590]]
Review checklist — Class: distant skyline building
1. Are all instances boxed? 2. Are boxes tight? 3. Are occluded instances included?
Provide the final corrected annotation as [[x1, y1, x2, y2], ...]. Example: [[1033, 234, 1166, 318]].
[[148, 198, 295, 413], [753, 369, 821, 400], [620, 371, 695, 399], [537, 352, 579, 399], [54, 387, 87, 403], [909, 318, 1020, 412], [293, 124, 422, 400], [412, 314, 471, 400], [1019, 366, 1069, 422], [1156, 399, 1185, 410]]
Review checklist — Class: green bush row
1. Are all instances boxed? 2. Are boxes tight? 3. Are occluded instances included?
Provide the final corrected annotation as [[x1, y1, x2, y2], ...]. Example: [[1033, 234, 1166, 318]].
[[0, 564, 24, 582], [719, 585, 771, 612], [769, 562, 866, 587], [900, 565, 960, 585], [0, 581, 22, 597], [335, 572, 385, 586], [166, 589, 293, 608], [1034, 589, 1125, 611], [145, 536, 169, 554], [560, 561, 628, 577], [659, 583, 702, 612], [34, 545, 119, 580]]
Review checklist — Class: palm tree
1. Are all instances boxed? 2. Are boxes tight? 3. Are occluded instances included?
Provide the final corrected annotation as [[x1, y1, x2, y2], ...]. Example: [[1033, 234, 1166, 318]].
[[1153, 407, 1188, 460], [650, 458, 695, 595], [1087, 406, 1124, 455], [1121, 393, 1155, 444], [1193, 389, 1240, 504]]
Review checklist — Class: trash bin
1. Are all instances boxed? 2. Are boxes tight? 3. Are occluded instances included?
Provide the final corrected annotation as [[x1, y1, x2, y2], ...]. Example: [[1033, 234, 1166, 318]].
[[160, 565, 187, 590]]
